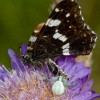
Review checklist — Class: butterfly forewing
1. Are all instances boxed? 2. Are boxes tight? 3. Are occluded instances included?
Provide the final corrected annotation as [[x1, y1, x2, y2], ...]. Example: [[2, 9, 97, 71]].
[[27, 23, 44, 54], [27, 0, 97, 61]]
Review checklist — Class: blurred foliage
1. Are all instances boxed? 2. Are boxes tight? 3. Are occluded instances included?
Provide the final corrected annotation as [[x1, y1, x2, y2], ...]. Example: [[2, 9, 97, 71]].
[[0, 0, 100, 96]]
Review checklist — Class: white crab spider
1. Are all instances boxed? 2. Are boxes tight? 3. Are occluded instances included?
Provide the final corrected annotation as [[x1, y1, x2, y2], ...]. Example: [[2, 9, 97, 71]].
[[45, 76, 76, 95]]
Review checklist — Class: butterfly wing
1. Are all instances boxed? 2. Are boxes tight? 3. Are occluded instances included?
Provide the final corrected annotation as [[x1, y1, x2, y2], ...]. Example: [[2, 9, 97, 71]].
[[28, 0, 97, 60], [27, 23, 44, 54]]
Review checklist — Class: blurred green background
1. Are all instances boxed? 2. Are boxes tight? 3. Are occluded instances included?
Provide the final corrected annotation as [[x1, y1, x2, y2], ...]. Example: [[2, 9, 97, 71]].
[[0, 0, 100, 96]]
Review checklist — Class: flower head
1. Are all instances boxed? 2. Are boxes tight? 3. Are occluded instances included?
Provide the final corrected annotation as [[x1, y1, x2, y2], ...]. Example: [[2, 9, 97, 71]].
[[0, 44, 100, 100]]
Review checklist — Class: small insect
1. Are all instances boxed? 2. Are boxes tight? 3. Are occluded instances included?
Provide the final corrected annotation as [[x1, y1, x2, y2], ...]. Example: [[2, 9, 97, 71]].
[[51, 76, 76, 95], [22, 0, 97, 79]]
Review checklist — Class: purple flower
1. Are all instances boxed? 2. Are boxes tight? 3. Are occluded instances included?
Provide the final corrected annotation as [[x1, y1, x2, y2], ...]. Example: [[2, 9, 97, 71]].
[[0, 44, 100, 100]]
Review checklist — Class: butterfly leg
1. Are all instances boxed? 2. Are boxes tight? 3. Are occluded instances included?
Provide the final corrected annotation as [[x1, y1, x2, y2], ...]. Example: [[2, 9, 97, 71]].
[[62, 77, 77, 87], [47, 59, 69, 80]]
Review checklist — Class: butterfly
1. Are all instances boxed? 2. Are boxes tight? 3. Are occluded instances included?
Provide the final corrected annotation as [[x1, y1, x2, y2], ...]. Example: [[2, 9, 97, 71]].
[[22, 0, 97, 78]]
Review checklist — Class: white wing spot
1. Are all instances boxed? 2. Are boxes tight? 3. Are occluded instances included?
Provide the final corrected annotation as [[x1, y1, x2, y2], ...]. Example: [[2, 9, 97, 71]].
[[55, 29, 58, 32], [82, 17, 84, 20], [71, 0, 74, 2], [92, 31, 95, 34], [87, 25, 89, 29], [62, 43, 69, 49], [34, 30, 40, 33], [67, 20, 69, 22], [95, 36, 97, 42], [84, 23, 86, 27], [45, 18, 61, 27], [29, 36, 37, 42], [75, 14, 77, 17], [63, 48, 69, 53], [66, 13, 70, 17], [45, 18, 51, 26], [91, 37, 93, 42], [58, 35, 67, 42], [80, 11, 82, 15], [27, 47, 33, 50], [63, 52, 70, 55], [61, 9, 63, 11], [43, 35, 47, 38], [55, 8, 60, 12], [53, 32, 62, 39], [63, 48, 70, 55], [79, 6, 81, 9], [93, 44, 96, 48], [69, 26, 71, 28]]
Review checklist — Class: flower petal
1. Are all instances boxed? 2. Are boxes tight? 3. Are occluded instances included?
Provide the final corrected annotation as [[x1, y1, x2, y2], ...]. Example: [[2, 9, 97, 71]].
[[21, 44, 27, 55], [83, 80, 93, 92], [90, 93, 100, 100], [69, 76, 89, 94], [71, 67, 91, 82], [0, 65, 10, 81], [72, 91, 93, 100], [8, 49, 25, 71]]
